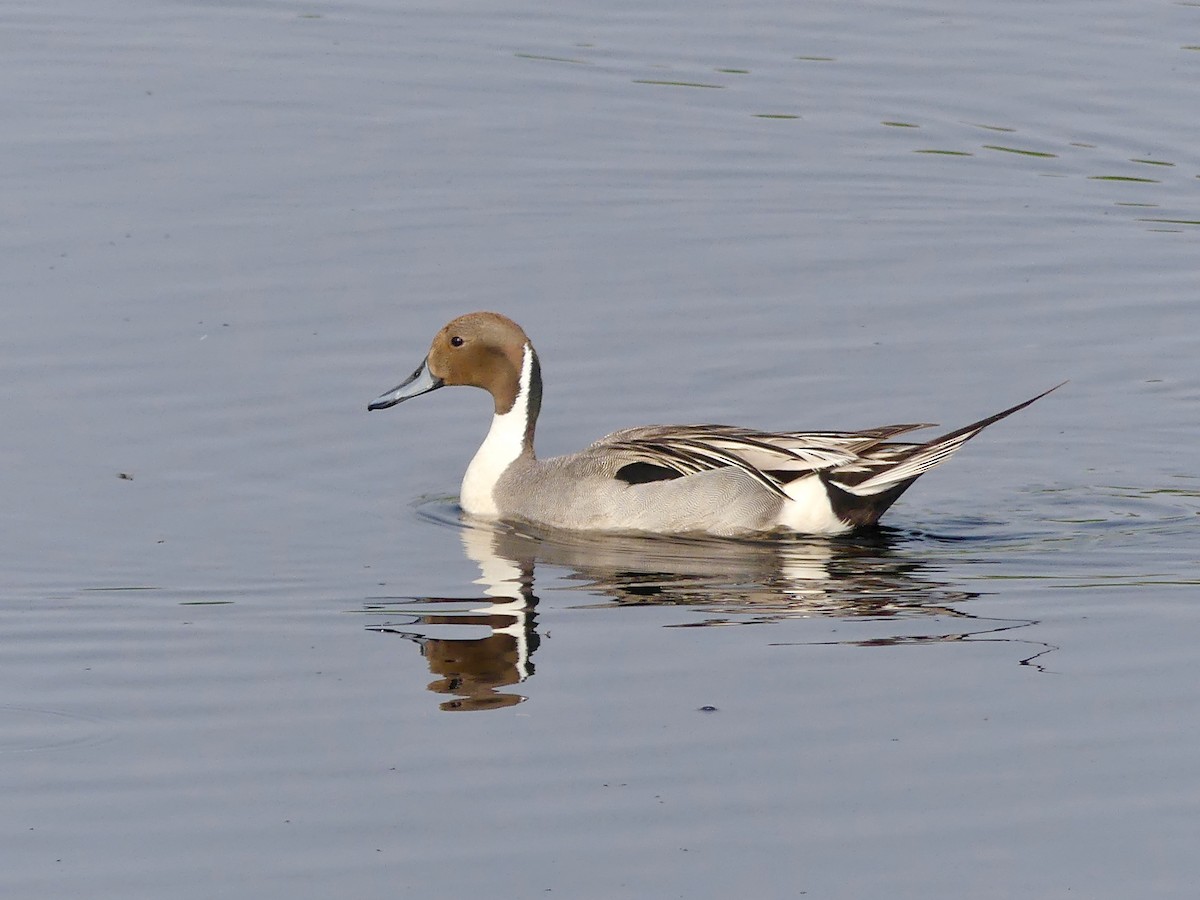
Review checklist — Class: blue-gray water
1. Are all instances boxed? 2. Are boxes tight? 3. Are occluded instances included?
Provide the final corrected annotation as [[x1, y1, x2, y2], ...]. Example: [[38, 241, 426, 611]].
[[2, 1, 1198, 897]]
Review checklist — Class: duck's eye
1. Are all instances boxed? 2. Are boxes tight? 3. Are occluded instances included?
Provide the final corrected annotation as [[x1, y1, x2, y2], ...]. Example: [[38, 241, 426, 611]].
[[450, 335, 464, 347]]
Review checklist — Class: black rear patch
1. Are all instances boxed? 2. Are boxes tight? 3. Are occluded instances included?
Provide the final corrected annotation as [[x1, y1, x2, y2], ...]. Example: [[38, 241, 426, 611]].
[[820, 472, 919, 529], [615, 462, 683, 485]]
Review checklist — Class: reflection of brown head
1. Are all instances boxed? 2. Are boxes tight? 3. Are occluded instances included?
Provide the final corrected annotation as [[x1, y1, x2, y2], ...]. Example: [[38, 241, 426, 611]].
[[423, 629, 532, 712]]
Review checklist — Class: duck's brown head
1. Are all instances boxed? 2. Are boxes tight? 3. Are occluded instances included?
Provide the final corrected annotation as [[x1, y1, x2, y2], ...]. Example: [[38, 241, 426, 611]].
[[368, 312, 537, 416]]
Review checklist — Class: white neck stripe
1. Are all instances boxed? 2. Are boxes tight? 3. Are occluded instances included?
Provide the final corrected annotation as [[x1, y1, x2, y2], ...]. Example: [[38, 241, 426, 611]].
[[460, 344, 534, 517]]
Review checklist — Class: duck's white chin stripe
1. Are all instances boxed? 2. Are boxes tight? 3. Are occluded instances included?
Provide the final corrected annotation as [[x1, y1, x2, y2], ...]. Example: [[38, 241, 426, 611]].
[[460, 343, 535, 517]]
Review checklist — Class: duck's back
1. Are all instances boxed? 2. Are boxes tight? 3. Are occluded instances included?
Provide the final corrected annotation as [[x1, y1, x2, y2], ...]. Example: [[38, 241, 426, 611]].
[[493, 452, 785, 536]]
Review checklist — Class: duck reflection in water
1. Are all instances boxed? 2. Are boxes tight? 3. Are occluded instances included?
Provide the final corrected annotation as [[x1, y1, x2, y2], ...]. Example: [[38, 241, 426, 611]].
[[365, 537, 539, 712], [364, 513, 1050, 711]]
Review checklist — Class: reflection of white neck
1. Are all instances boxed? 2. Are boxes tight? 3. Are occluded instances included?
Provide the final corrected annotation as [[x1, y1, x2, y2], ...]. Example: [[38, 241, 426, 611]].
[[460, 526, 525, 600], [460, 343, 534, 517], [459, 525, 532, 683]]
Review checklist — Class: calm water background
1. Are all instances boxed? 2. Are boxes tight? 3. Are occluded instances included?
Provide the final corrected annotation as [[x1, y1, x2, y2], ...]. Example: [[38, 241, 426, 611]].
[[3, 0, 1198, 897]]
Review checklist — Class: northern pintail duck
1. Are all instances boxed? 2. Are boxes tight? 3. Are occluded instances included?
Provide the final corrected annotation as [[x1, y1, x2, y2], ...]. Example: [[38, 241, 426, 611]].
[[369, 312, 1061, 537]]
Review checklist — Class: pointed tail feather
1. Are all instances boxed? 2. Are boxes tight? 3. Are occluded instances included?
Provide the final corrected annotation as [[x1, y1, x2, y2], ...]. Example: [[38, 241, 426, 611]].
[[833, 382, 1066, 497]]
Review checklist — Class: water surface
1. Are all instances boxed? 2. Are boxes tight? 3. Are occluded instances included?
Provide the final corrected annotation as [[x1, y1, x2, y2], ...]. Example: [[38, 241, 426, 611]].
[[2, 0, 1198, 897]]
